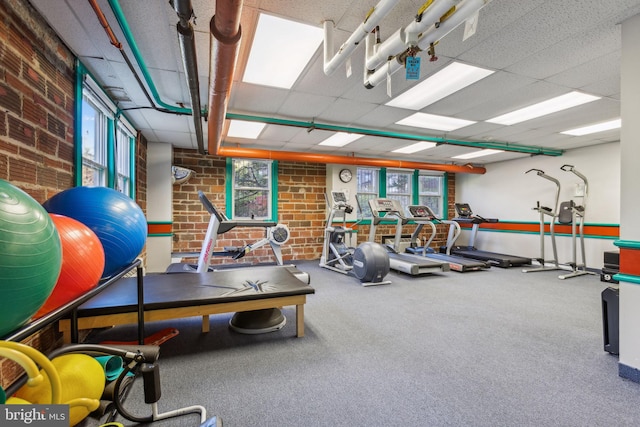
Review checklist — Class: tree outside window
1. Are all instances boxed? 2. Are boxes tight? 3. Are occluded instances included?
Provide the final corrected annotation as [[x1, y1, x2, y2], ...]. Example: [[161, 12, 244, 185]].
[[232, 159, 272, 219]]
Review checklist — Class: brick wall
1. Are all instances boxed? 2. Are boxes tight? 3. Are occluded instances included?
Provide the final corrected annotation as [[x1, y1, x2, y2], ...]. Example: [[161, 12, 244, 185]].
[[0, 0, 147, 390], [172, 150, 327, 264], [0, 0, 75, 198], [0, 0, 75, 390]]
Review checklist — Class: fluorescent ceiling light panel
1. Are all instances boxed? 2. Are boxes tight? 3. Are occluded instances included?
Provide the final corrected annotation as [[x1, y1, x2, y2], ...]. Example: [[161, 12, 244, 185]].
[[396, 112, 476, 132], [561, 118, 621, 136], [392, 141, 437, 154], [486, 91, 600, 125], [386, 62, 494, 110], [319, 133, 363, 147], [243, 14, 323, 89], [453, 149, 504, 159], [227, 120, 266, 139]]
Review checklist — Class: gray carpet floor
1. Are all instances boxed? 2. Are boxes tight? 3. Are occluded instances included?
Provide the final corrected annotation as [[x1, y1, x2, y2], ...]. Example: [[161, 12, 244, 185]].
[[86, 260, 639, 427]]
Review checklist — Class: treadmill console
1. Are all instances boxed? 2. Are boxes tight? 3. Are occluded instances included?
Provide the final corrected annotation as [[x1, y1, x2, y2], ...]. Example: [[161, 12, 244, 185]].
[[408, 205, 436, 219], [332, 191, 347, 203], [370, 198, 396, 212], [455, 203, 473, 218]]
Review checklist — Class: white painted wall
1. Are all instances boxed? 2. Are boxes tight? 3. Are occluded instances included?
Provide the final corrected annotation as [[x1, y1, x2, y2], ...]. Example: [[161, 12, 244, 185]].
[[456, 142, 620, 268], [619, 12, 640, 374], [326, 164, 359, 222], [145, 142, 173, 273]]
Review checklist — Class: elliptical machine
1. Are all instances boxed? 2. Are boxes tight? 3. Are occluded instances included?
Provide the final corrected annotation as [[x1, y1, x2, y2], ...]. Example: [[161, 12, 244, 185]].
[[522, 168, 562, 273], [558, 164, 596, 280], [320, 191, 391, 286]]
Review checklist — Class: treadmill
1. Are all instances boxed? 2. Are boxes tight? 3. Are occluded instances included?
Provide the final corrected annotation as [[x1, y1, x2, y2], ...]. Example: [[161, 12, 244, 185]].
[[368, 199, 449, 275], [444, 203, 531, 268], [406, 205, 490, 272]]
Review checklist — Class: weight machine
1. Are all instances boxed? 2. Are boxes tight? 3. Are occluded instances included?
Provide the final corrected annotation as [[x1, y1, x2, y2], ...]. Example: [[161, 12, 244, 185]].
[[522, 168, 562, 273], [558, 164, 595, 280]]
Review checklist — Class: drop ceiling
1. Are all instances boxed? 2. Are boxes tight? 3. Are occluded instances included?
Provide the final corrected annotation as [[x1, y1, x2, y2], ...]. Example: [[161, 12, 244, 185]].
[[29, 0, 640, 165]]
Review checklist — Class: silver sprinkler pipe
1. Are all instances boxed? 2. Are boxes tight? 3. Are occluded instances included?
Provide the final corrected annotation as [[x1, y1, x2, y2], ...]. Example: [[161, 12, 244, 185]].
[[365, 0, 462, 72], [323, 0, 400, 76], [173, 0, 205, 154], [365, 0, 491, 89]]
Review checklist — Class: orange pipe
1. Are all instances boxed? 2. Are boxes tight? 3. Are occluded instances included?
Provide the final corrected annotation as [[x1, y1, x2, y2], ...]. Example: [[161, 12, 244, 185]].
[[88, 0, 122, 49], [208, 0, 243, 155], [218, 146, 486, 174]]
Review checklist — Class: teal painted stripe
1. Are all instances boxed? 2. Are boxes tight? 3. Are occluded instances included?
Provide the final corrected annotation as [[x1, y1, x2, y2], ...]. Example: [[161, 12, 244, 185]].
[[147, 221, 172, 225], [472, 227, 618, 240], [614, 273, 640, 285], [497, 220, 619, 227], [148, 233, 173, 237], [614, 240, 640, 249]]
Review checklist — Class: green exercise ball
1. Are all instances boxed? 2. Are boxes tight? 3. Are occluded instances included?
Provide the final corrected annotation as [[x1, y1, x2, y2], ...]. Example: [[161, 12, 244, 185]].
[[0, 180, 62, 337]]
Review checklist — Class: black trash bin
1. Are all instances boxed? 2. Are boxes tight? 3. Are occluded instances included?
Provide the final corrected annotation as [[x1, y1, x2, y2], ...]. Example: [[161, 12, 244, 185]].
[[601, 286, 619, 355]]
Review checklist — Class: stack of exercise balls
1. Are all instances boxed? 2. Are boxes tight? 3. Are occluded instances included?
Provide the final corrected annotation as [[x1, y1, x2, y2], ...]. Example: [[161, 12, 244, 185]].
[[0, 180, 62, 336], [0, 181, 147, 337], [43, 186, 147, 279]]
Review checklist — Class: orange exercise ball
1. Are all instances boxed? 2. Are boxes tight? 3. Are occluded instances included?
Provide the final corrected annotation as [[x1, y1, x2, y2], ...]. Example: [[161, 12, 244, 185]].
[[34, 214, 105, 318]]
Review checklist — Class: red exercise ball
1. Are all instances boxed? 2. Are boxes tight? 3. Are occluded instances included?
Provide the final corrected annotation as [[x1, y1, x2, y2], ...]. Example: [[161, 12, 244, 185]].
[[34, 214, 105, 318]]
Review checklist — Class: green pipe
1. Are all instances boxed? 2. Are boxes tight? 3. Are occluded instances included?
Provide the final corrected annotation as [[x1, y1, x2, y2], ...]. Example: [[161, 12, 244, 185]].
[[129, 134, 136, 197], [107, 118, 115, 188], [225, 113, 565, 157], [613, 273, 640, 285], [108, 0, 191, 114], [615, 239, 640, 249]]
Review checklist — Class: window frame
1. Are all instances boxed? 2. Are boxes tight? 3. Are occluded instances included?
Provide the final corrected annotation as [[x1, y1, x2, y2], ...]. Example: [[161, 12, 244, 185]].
[[355, 167, 381, 219], [355, 166, 448, 222], [226, 158, 278, 221], [417, 171, 446, 219], [75, 63, 137, 197], [385, 168, 414, 215]]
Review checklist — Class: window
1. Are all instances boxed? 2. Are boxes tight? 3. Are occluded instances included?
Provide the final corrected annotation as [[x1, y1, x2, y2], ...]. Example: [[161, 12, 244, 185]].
[[356, 168, 379, 218], [77, 68, 137, 197], [418, 173, 444, 218], [81, 96, 107, 187], [386, 169, 412, 214], [231, 159, 274, 219], [355, 167, 447, 221], [115, 124, 133, 196]]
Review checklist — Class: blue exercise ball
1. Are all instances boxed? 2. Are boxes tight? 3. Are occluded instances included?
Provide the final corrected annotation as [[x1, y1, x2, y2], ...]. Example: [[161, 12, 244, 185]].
[[0, 179, 62, 337], [43, 187, 147, 278]]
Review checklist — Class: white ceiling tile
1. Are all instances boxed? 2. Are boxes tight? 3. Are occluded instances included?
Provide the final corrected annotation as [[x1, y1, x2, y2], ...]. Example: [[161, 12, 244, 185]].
[[30, 0, 640, 165]]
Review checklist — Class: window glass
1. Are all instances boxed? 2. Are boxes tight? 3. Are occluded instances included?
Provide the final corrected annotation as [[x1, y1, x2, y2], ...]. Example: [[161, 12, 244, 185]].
[[418, 173, 444, 217], [81, 96, 107, 186], [115, 125, 133, 196], [386, 170, 412, 214], [232, 159, 272, 218], [356, 168, 379, 218]]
